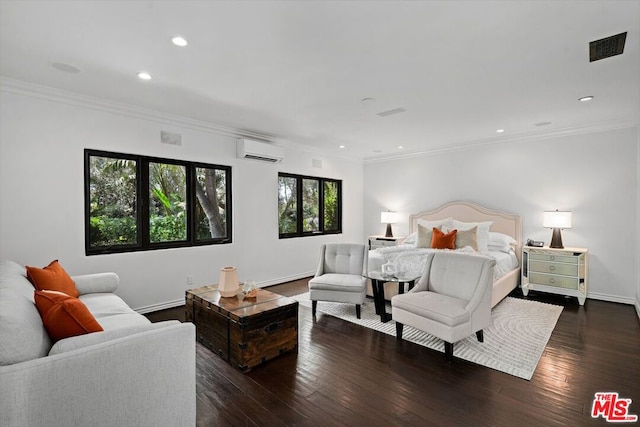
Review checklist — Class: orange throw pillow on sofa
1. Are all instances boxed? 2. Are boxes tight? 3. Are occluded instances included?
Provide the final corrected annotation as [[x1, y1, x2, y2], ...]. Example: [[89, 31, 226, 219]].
[[26, 260, 79, 298], [431, 228, 457, 250], [34, 290, 103, 341]]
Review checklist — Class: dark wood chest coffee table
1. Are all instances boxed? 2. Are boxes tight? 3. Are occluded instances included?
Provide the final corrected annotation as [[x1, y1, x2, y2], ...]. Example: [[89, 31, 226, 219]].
[[185, 286, 298, 372]]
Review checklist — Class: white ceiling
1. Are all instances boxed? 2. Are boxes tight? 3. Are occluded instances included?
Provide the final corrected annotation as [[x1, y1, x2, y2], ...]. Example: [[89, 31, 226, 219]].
[[1, 1, 638, 160]]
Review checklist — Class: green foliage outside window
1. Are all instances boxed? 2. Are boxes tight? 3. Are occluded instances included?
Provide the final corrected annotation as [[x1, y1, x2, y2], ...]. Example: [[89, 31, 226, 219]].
[[278, 176, 297, 234], [89, 156, 138, 247], [149, 162, 187, 243], [86, 150, 231, 254], [302, 179, 319, 232], [195, 167, 227, 240], [323, 181, 339, 231], [278, 173, 341, 237]]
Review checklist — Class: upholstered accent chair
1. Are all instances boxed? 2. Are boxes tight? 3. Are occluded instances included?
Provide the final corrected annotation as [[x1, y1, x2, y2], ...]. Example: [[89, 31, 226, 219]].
[[308, 243, 368, 319], [391, 252, 496, 361]]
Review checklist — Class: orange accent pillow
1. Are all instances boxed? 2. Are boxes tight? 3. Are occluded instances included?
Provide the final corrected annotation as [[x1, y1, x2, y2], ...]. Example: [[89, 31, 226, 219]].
[[431, 228, 457, 250], [26, 260, 79, 298], [34, 290, 103, 341]]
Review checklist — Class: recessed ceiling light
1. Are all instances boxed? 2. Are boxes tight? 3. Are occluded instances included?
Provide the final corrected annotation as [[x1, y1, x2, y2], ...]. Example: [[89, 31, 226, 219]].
[[171, 36, 188, 47], [361, 98, 376, 105], [137, 72, 152, 80], [579, 96, 594, 102], [496, 129, 505, 133], [398, 145, 404, 149], [339, 145, 345, 149]]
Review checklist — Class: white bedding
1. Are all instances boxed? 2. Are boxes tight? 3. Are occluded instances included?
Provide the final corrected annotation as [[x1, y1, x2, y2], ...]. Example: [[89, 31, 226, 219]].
[[368, 245, 518, 281]]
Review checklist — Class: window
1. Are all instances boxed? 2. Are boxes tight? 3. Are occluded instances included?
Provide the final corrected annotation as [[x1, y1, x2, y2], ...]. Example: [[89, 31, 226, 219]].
[[278, 173, 341, 238], [85, 150, 231, 255]]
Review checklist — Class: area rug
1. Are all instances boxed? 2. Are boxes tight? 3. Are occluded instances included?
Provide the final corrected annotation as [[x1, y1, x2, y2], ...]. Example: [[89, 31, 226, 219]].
[[292, 293, 563, 380]]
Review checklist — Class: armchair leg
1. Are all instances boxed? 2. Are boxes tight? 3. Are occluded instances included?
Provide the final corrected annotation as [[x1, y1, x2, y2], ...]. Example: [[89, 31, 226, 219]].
[[476, 330, 484, 343], [355, 304, 361, 319], [444, 342, 454, 362], [312, 300, 317, 317], [395, 322, 404, 340]]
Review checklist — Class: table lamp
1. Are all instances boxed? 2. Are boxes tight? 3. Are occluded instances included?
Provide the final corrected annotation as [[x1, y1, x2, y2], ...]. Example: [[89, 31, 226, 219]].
[[543, 210, 572, 249], [380, 211, 397, 238]]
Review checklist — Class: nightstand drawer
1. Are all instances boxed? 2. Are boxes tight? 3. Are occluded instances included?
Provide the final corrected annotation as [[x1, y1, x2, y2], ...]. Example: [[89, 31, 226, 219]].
[[368, 236, 403, 250], [529, 252, 578, 264], [529, 261, 578, 276], [374, 239, 397, 247], [529, 272, 579, 290]]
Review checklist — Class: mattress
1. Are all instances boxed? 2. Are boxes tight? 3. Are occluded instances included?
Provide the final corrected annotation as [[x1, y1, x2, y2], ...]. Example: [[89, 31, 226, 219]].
[[368, 245, 518, 281]]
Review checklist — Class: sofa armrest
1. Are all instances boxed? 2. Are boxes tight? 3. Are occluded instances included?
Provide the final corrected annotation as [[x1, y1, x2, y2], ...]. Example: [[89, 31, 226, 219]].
[[72, 272, 119, 295], [0, 322, 195, 427]]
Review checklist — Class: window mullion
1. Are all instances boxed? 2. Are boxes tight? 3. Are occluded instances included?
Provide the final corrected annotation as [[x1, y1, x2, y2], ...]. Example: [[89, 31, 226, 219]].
[[186, 164, 194, 243], [337, 181, 343, 233], [296, 176, 303, 235], [139, 159, 150, 249], [318, 179, 325, 233], [225, 166, 233, 242]]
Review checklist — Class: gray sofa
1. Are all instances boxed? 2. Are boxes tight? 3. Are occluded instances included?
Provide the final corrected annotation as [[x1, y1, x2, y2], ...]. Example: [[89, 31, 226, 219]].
[[0, 260, 196, 427]]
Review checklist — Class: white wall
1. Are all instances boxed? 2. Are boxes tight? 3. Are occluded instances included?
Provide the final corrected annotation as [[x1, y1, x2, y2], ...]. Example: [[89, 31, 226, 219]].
[[0, 88, 364, 312], [364, 126, 639, 304]]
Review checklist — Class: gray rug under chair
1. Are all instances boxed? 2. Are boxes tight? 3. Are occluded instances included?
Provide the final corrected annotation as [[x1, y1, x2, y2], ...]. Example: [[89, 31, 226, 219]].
[[291, 293, 563, 380]]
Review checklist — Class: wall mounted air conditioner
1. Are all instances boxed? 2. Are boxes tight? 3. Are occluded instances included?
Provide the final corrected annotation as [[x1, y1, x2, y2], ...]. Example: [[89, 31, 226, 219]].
[[236, 138, 284, 163]]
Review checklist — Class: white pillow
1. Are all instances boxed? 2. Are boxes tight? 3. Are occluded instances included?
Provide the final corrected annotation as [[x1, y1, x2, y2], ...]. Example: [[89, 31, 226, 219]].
[[416, 224, 435, 248], [417, 217, 452, 231], [449, 219, 493, 252], [403, 232, 418, 246], [455, 226, 478, 251], [488, 232, 516, 253], [415, 218, 452, 248]]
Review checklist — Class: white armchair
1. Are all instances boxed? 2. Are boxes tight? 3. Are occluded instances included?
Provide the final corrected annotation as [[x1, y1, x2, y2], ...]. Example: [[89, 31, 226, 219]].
[[308, 243, 368, 319], [391, 252, 496, 361]]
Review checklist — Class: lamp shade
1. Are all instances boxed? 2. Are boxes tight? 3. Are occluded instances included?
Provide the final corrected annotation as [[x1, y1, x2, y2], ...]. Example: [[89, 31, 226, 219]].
[[218, 266, 239, 298], [380, 211, 397, 224], [543, 211, 572, 229]]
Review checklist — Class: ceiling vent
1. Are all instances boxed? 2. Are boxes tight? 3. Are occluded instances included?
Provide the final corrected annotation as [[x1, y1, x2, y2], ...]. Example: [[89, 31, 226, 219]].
[[377, 108, 406, 118], [160, 130, 182, 146], [236, 138, 284, 163], [589, 32, 627, 62]]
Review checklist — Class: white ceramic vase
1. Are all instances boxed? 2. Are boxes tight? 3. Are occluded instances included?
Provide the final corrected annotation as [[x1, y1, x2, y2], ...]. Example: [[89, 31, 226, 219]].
[[218, 266, 239, 297]]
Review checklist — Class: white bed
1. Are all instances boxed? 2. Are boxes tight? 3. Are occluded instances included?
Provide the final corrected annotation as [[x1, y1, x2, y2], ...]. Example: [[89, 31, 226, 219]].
[[367, 201, 522, 308]]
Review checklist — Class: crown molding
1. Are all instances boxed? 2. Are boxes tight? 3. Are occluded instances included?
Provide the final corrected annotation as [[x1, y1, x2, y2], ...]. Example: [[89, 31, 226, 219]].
[[0, 76, 275, 142], [2, 77, 635, 165], [364, 118, 639, 164], [0, 77, 364, 163]]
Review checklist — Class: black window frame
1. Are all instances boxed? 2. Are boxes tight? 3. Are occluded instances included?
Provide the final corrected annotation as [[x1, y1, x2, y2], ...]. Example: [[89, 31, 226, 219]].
[[84, 149, 232, 255], [278, 172, 342, 239]]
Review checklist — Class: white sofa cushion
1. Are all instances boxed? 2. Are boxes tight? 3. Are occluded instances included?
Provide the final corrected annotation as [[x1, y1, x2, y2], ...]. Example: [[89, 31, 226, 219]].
[[79, 293, 151, 330], [0, 260, 52, 365]]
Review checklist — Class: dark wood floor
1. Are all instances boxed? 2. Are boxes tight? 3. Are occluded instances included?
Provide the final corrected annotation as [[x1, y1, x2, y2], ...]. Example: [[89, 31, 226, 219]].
[[147, 279, 640, 426]]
